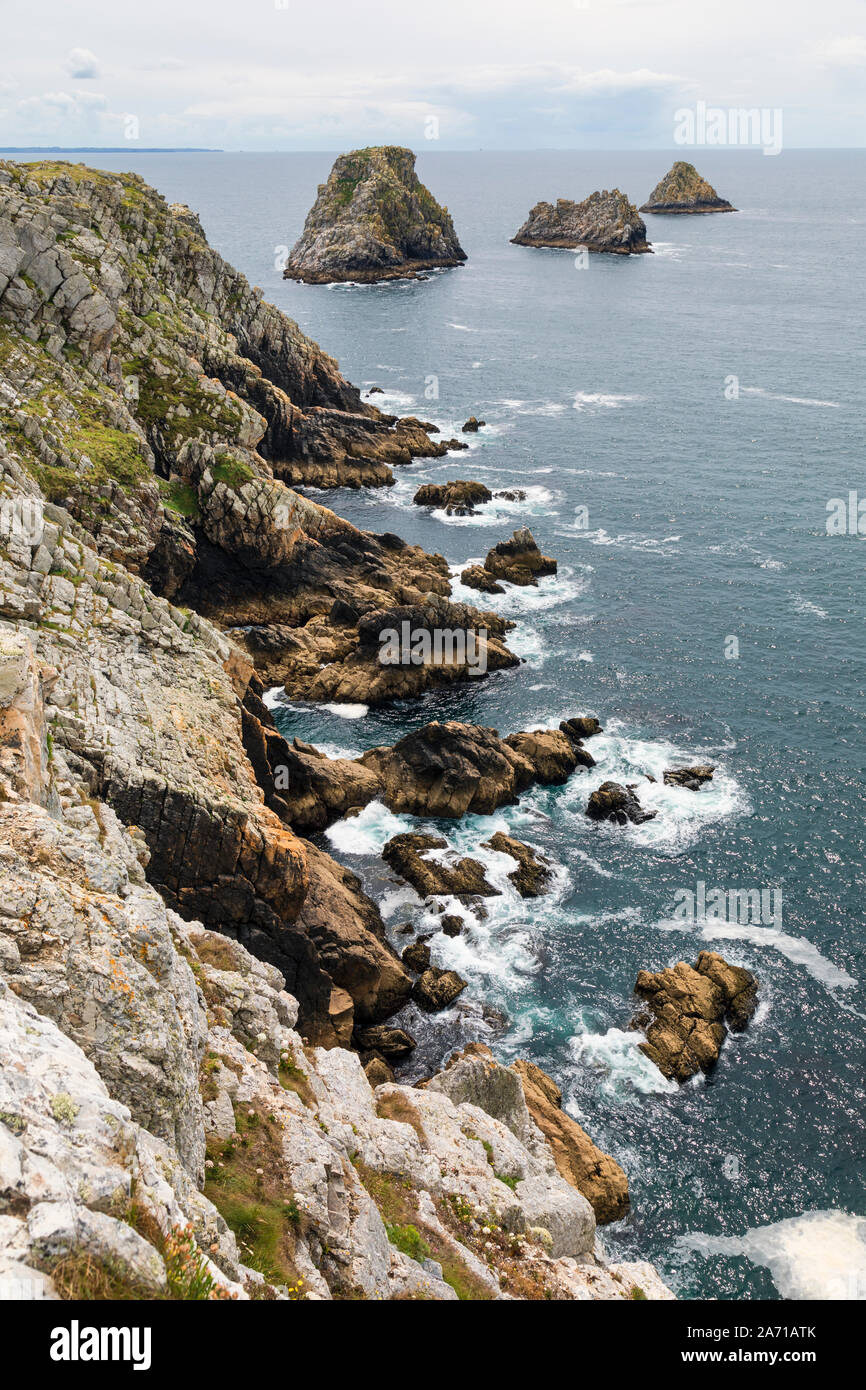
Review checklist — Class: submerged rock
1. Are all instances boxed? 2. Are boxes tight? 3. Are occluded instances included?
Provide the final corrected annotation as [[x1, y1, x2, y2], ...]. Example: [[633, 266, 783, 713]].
[[632, 951, 759, 1081], [586, 781, 657, 825], [284, 146, 467, 284], [511, 190, 651, 255], [640, 161, 735, 214]]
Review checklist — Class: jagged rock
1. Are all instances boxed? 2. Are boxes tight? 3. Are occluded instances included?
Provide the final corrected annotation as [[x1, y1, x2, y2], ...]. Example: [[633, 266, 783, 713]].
[[412, 968, 468, 1012], [663, 764, 715, 790], [560, 715, 603, 741], [354, 1025, 417, 1059], [505, 728, 580, 784], [462, 417, 485, 432], [402, 940, 432, 973], [586, 781, 657, 825], [360, 720, 535, 817], [284, 146, 467, 284], [363, 1055, 394, 1087], [632, 952, 758, 1081], [483, 832, 552, 897], [441, 915, 464, 937], [483, 527, 557, 587], [383, 833, 500, 899], [512, 1060, 628, 1224], [511, 190, 651, 255], [640, 162, 735, 214], [413, 479, 492, 511], [495, 488, 525, 501], [460, 565, 505, 594]]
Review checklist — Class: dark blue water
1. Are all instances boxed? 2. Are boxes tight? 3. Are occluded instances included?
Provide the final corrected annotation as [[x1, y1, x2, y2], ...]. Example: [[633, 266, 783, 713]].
[[54, 150, 866, 1299]]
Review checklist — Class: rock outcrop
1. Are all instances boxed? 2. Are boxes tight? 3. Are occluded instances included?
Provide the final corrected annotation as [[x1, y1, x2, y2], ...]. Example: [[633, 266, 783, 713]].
[[586, 781, 657, 825], [632, 952, 759, 1081], [511, 190, 651, 255], [640, 162, 735, 214], [663, 764, 715, 790], [284, 146, 466, 285], [413, 479, 492, 512], [512, 1060, 629, 1223], [382, 833, 500, 901], [462, 527, 557, 590], [482, 832, 552, 897], [359, 718, 594, 819]]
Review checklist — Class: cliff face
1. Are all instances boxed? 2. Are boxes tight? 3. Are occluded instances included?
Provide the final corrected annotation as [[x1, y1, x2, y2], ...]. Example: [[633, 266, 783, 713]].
[[0, 161, 517, 1049], [284, 146, 467, 284], [511, 190, 651, 255], [0, 161, 676, 1302], [640, 162, 735, 213]]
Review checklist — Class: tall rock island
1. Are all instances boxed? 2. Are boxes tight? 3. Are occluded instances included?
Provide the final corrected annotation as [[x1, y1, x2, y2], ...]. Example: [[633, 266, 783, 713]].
[[640, 161, 736, 213], [284, 146, 467, 284], [511, 189, 651, 255]]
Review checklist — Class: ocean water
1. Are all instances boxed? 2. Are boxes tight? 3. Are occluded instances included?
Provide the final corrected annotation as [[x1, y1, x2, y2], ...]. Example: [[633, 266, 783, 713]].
[[51, 149, 866, 1299]]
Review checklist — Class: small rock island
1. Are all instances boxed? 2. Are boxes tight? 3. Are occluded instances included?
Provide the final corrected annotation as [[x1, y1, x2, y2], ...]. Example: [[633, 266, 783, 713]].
[[511, 189, 651, 255], [284, 145, 467, 284], [640, 161, 736, 214]]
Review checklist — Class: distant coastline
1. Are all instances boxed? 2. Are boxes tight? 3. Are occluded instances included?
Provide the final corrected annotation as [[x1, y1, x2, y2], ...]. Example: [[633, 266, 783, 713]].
[[0, 146, 222, 154]]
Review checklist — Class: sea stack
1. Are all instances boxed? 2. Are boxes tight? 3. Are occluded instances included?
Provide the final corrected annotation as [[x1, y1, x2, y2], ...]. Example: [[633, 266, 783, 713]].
[[639, 161, 736, 214], [284, 145, 467, 284], [511, 189, 651, 255]]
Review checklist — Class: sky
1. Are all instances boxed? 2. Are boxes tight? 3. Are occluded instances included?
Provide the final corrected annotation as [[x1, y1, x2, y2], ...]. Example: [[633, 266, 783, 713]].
[[0, 0, 864, 150]]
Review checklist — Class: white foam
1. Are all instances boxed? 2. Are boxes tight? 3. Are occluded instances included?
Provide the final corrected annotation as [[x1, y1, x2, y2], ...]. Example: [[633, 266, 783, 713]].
[[694, 920, 857, 992], [324, 800, 411, 856], [676, 1211, 866, 1300], [322, 702, 369, 719], [570, 1027, 678, 1096], [573, 391, 645, 412], [262, 685, 284, 710], [793, 595, 829, 619], [740, 387, 841, 409]]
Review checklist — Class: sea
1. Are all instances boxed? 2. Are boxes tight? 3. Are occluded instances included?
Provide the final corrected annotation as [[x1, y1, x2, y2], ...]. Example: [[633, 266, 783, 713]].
[[40, 148, 866, 1300]]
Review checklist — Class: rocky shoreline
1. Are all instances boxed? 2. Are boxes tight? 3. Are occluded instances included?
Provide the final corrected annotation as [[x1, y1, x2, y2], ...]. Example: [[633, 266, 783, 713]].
[[0, 159, 760, 1301]]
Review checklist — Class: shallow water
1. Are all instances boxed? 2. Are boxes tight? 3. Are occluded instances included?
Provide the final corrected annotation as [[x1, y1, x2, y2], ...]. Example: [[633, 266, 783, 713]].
[[54, 148, 866, 1299]]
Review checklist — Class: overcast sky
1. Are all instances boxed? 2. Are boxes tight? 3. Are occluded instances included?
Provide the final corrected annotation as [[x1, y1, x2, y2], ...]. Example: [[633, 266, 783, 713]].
[[1, 0, 864, 150]]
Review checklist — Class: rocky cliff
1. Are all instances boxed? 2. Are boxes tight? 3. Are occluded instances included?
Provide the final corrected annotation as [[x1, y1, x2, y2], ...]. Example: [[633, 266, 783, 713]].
[[284, 147, 467, 284], [511, 190, 651, 255], [0, 160, 677, 1301], [640, 162, 735, 214]]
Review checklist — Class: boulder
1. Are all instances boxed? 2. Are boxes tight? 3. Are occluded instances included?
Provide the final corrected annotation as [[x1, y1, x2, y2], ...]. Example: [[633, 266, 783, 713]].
[[462, 417, 485, 432], [483, 527, 557, 587], [460, 565, 505, 595], [412, 968, 468, 1011], [482, 831, 552, 897], [586, 781, 657, 825], [401, 939, 432, 973], [663, 764, 715, 790], [354, 1024, 417, 1059], [632, 953, 758, 1081], [505, 728, 579, 784], [383, 833, 501, 899], [413, 479, 492, 512]]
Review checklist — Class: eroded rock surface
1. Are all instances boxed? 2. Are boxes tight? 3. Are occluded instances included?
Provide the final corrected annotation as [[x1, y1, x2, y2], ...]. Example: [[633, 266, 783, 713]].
[[512, 190, 651, 255], [632, 952, 759, 1081], [640, 162, 735, 214]]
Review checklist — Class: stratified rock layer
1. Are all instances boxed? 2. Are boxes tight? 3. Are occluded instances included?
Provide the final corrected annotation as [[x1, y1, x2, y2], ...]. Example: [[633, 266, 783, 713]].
[[285, 146, 466, 284], [640, 161, 735, 214], [511, 190, 651, 255]]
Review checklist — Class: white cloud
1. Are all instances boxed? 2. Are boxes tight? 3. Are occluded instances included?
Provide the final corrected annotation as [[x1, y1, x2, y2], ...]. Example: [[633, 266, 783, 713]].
[[814, 35, 866, 67], [63, 47, 101, 80]]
